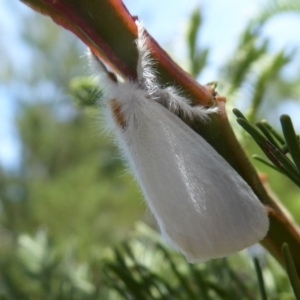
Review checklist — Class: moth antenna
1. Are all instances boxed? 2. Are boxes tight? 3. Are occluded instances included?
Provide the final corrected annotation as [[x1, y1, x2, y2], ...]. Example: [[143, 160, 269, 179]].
[[89, 51, 118, 83], [135, 22, 158, 93]]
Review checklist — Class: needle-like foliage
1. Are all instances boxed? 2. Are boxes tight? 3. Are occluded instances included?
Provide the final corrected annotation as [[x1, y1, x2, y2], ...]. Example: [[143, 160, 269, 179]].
[[1, 0, 300, 298]]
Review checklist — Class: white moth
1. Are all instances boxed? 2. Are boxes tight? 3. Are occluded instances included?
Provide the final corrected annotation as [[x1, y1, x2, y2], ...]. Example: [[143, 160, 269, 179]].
[[90, 23, 269, 263]]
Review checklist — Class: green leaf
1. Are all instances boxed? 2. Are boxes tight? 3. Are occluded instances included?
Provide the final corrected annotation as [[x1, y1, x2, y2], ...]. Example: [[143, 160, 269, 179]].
[[282, 243, 300, 300], [280, 115, 300, 174], [253, 258, 267, 300]]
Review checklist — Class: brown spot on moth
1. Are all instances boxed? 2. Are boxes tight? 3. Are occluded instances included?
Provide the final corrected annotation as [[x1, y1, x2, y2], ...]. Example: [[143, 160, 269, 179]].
[[109, 98, 127, 129]]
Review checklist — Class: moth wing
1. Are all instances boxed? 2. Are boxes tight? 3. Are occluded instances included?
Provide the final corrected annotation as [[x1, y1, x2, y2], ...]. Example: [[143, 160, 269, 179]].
[[121, 101, 269, 262]]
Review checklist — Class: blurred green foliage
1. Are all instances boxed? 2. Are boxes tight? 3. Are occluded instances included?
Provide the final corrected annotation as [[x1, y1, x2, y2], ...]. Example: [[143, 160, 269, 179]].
[[1, 0, 300, 299]]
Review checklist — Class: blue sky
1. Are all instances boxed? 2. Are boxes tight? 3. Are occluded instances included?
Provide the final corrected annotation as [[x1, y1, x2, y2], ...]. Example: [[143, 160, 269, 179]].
[[1, 0, 300, 170]]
